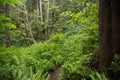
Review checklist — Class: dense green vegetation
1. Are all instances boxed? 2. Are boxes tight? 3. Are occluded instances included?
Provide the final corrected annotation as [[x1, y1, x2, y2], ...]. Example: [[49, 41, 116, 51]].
[[0, 34, 101, 80], [0, 0, 120, 80]]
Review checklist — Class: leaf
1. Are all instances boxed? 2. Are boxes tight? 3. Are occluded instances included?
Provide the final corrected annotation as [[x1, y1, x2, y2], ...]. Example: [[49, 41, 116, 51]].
[[4, 23, 16, 29], [0, 14, 11, 22], [0, 0, 23, 6]]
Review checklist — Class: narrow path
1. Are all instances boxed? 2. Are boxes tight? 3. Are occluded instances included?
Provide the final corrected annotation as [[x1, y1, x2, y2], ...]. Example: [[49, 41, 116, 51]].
[[49, 65, 62, 80]]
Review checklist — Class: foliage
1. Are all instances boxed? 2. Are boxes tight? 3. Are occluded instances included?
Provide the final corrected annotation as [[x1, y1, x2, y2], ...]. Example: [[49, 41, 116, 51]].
[[111, 55, 120, 80], [60, 54, 93, 80], [0, 47, 14, 80], [0, 34, 66, 80], [0, 30, 99, 80], [89, 71, 108, 80], [59, 2, 99, 80], [0, 0, 113, 80], [111, 55, 120, 72], [12, 55, 50, 80], [0, 14, 16, 32], [0, 0, 22, 46], [0, 0, 22, 6]]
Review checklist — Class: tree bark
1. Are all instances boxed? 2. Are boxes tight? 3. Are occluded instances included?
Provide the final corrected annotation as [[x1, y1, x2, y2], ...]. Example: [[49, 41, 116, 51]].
[[111, 1, 120, 79], [36, 0, 40, 40], [99, 0, 114, 78], [112, 0, 120, 55], [40, 0, 43, 22], [45, 0, 50, 40], [24, 5, 36, 43], [36, 0, 43, 41], [5, 4, 11, 47]]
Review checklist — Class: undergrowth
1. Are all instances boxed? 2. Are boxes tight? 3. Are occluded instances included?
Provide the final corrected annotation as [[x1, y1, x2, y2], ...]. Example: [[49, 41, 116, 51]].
[[0, 33, 102, 80]]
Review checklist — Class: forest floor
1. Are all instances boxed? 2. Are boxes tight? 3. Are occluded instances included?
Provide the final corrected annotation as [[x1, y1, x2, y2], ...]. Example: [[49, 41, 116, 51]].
[[49, 65, 62, 80]]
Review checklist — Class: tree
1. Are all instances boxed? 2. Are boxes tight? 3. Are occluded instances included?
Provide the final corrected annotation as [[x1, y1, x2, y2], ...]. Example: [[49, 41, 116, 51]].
[[112, 0, 120, 55], [36, 0, 43, 41], [45, 0, 50, 40], [99, 0, 113, 77], [5, 4, 11, 47], [39, 0, 43, 22], [0, 0, 22, 47], [23, 3, 36, 43], [99, 0, 120, 79]]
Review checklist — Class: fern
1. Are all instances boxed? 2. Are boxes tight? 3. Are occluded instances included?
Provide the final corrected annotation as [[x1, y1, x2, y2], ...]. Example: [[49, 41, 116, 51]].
[[89, 72, 108, 80]]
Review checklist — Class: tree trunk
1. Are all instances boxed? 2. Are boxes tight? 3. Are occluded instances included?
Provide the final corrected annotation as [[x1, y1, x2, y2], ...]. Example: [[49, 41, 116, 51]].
[[51, 0, 56, 34], [24, 5, 36, 43], [111, 1, 120, 78], [112, 0, 120, 55], [45, 0, 50, 40], [36, 0, 40, 40], [5, 4, 11, 47], [99, 0, 114, 78], [40, 0, 43, 22]]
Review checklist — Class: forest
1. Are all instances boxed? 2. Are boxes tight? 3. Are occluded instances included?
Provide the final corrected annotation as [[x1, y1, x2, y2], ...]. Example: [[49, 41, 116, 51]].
[[0, 0, 120, 80]]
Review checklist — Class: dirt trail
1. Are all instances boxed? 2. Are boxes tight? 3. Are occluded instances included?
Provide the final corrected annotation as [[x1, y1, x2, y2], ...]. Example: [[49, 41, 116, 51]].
[[49, 66, 62, 80]]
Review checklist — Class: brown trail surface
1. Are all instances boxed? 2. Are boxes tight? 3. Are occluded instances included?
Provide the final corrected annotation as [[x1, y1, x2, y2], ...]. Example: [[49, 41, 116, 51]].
[[49, 65, 62, 80]]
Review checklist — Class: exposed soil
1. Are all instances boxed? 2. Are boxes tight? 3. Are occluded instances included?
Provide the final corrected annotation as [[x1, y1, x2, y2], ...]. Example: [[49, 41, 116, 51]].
[[49, 65, 62, 80]]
